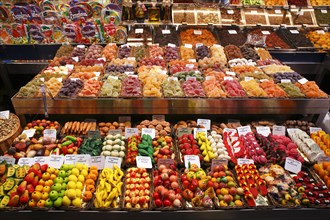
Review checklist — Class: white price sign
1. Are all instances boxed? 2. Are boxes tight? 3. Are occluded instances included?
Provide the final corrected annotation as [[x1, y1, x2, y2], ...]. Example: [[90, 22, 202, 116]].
[[310, 127, 322, 134], [194, 30, 202, 35], [244, 77, 254, 81], [237, 126, 252, 136], [0, 156, 15, 165], [281, 79, 291, 83], [275, 9, 282, 14], [64, 155, 76, 164], [223, 128, 237, 134], [298, 78, 308, 84], [256, 126, 271, 137], [90, 156, 105, 170], [104, 156, 122, 169], [162, 30, 171, 34], [141, 128, 156, 139], [65, 64, 74, 70], [321, 10, 327, 14], [125, 128, 139, 139], [185, 44, 193, 48], [75, 154, 91, 166], [228, 30, 237, 34], [284, 157, 302, 174], [224, 76, 233, 81], [0, 110, 9, 119], [136, 156, 152, 169], [135, 28, 144, 34], [49, 155, 64, 169], [77, 45, 85, 49], [193, 128, 207, 138], [43, 129, 57, 142], [184, 155, 201, 168], [262, 31, 270, 35], [168, 43, 176, 48], [226, 71, 236, 76], [34, 156, 50, 165], [237, 158, 254, 165], [197, 119, 211, 130], [22, 129, 36, 138], [272, 125, 286, 136], [227, 10, 234, 14], [72, 57, 79, 62], [316, 30, 325, 34], [290, 30, 299, 34], [18, 158, 35, 166]]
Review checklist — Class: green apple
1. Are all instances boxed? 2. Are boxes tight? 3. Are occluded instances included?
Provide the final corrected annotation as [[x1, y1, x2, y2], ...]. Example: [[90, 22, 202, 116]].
[[68, 164, 75, 170], [60, 164, 69, 171], [59, 189, 65, 197], [61, 183, 67, 190], [63, 177, 69, 183], [66, 170, 72, 177], [53, 197, 63, 208], [51, 183, 62, 192], [45, 198, 53, 207], [54, 177, 63, 184], [58, 170, 67, 178], [49, 190, 59, 201]]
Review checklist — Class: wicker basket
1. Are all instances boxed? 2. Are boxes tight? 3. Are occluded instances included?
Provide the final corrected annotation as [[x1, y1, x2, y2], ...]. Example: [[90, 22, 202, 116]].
[[0, 113, 22, 155]]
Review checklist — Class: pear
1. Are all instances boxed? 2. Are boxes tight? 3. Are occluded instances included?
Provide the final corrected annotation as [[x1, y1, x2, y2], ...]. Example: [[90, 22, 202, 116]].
[[204, 154, 210, 163]]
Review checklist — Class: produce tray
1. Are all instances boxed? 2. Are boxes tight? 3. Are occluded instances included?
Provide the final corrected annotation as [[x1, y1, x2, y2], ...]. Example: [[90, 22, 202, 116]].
[[153, 25, 180, 46], [0, 205, 26, 212], [178, 25, 220, 47], [276, 28, 316, 51], [216, 26, 247, 47]]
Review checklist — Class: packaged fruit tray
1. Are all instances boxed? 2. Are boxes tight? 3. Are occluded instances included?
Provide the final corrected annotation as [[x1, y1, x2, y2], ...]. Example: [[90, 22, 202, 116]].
[[178, 25, 219, 47]]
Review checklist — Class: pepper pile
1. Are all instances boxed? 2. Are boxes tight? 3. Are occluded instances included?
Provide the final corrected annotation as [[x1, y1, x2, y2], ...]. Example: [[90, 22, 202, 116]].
[[58, 135, 83, 155]]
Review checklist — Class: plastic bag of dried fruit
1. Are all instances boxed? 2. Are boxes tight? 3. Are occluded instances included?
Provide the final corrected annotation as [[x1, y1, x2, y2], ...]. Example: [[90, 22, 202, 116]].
[[245, 34, 266, 47]]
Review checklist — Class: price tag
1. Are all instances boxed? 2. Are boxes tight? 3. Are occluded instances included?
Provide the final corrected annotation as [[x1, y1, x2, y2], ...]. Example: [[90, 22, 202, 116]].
[[197, 119, 211, 130], [77, 45, 85, 49], [90, 156, 105, 170], [281, 79, 291, 83], [124, 71, 134, 75], [141, 128, 156, 139], [168, 77, 178, 81], [49, 155, 64, 169], [34, 156, 50, 165], [188, 59, 197, 63], [158, 158, 175, 167], [136, 156, 152, 168], [184, 155, 200, 168], [290, 30, 299, 34], [298, 78, 308, 84], [260, 79, 269, 82], [168, 43, 176, 47], [205, 76, 215, 81], [70, 78, 80, 81], [104, 156, 122, 169], [316, 30, 325, 34], [196, 43, 203, 48], [109, 76, 119, 80], [227, 10, 234, 14], [185, 44, 193, 48], [223, 128, 237, 133], [244, 77, 254, 81], [88, 130, 101, 139], [237, 126, 252, 136], [64, 154, 76, 164], [40, 78, 44, 82], [275, 9, 282, 14], [226, 71, 236, 76], [152, 115, 165, 121], [0, 110, 9, 119], [18, 158, 35, 166], [237, 158, 254, 165], [224, 76, 233, 81], [298, 11, 304, 15], [0, 156, 15, 165], [160, 70, 167, 75], [57, 78, 63, 83], [22, 129, 36, 138], [272, 125, 286, 136], [186, 64, 195, 69], [310, 127, 322, 134], [211, 159, 228, 171], [125, 128, 139, 139], [43, 129, 57, 142], [127, 57, 136, 60], [262, 31, 270, 35], [256, 126, 271, 137], [228, 30, 237, 34], [162, 30, 171, 34], [251, 10, 258, 14], [129, 75, 138, 78], [72, 57, 79, 62], [65, 64, 74, 70], [135, 28, 144, 34], [317, 156, 330, 164], [186, 76, 196, 81], [108, 129, 122, 135], [284, 157, 302, 174], [193, 128, 207, 138], [321, 10, 327, 14], [194, 30, 202, 35], [177, 127, 192, 137], [75, 154, 91, 166]]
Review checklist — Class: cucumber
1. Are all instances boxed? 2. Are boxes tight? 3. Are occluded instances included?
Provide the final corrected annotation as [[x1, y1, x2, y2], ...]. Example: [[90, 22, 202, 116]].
[[15, 167, 25, 179], [0, 185, 4, 198], [3, 178, 15, 191], [6, 167, 15, 177], [0, 196, 10, 208]]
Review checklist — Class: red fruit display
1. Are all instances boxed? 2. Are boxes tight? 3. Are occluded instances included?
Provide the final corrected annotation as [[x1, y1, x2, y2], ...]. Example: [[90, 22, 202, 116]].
[[240, 132, 267, 165], [221, 80, 246, 97], [125, 135, 141, 166], [177, 134, 203, 164], [152, 136, 176, 163]]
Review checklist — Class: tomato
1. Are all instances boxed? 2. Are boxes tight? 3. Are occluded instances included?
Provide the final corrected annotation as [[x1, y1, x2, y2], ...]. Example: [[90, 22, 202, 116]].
[[153, 192, 160, 200], [163, 199, 172, 207], [182, 189, 194, 201], [154, 198, 162, 207], [182, 180, 189, 189]]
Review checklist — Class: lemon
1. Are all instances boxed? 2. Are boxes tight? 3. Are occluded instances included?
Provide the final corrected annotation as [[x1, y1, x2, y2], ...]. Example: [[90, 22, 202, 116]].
[[62, 196, 71, 206], [71, 168, 80, 177], [77, 175, 85, 183], [75, 163, 83, 171], [75, 189, 82, 198], [80, 169, 88, 177], [66, 189, 76, 200], [72, 198, 82, 207], [68, 175, 78, 183], [67, 181, 76, 190], [76, 182, 83, 191]]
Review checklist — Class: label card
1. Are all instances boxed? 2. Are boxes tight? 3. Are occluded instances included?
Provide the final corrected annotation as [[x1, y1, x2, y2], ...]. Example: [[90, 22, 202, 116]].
[[0, 110, 9, 119], [152, 115, 165, 121], [244, 77, 254, 81], [34, 156, 50, 165], [194, 30, 202, 35], [168, 43, 176, 47], [318, 156, 330, 164], [75, 154, 91, 166], [223, 128, 237, 133], [135, 28, 143, 34], [49, 155, 64, 169], [119, 116, 131, 123], [226, 71, 236, 76], [284, 157, 302, 174], [185, 44, 193, 48], [104, 156, 122, 169], [141, 128, 156, 139], [310, 127, 322, 134], [316, 30, 325, 34], [127, 57, 136, 60], [186, 64, 195, 69], [193, 128, 207, 138], [108, 129, 122, 135], [136, 156, 152, 168], [290, 30, 299, 34], [18, 158, 35, 166], [256, 126, 271, 137], [90, 156, 105, 170], [177, 127, 192, 137], [262, 31, 270, 35], [237, 158, 254, 165], [125, 128, 139, 139], [196, 43, 203, 48], [77, 45, 85, 49], [72, 57, 79, 62], [227, 10, 234, 14], [0, 156, 15, 165], [43, 129, 57, 142], [272, 125, 286, 136], [298, 78, 308, 84], [228, 30, 237, 34], [184, 155, 200, 168], [22, 129, 36, 138], [321, 10, 327, 13], [124, 71, 134, 75], [275, 9, 282, 14], [237, 126, 252, 136], [224, 76, 233, 81], [64, 155, 76, 164], [88, 131, 101, 139], [281, 79, 291, 83], [168, 77, 178, 81], [65, 64, 74, 70], [109, 76, 119, 80], [197, 119, 211, 130], [162, 30, 171, 34], [211, 159, 228, 171], [157, 158, 175, 167]]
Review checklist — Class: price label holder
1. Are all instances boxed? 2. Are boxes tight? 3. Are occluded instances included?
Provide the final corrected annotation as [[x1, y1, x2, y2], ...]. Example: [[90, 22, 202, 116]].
[[227, 10, 234, 14], [135, 28, 143, 34], [49, 155, 65, 169], [75, 154, 91, 166], [310, 127, 322, 134], [22, 129, 36, 138], [168, 43, 176, 47], [194, 30, 202, 35], [177, 127, 192, 137], [0, 110, 9, 119], [184, 155, 200, 168], [256, 126, 271, 137], [158, 158, 175, 167], [90, 156, 105, 170], [65, 155, 76, 164], [223, 128, 237, 134], [125, 128, 139, 139], [162, 29, 171, 34], [44, 129, 57, 142], [108, 129, 122, 135], [272, 125, 286, 136], [136, 156, 152, 169], [237, 126, 252, 136], [290, 30, 299, 34], [104, 156, 122, 169], [141, 128, 156, 139], [152, 115, 165, 121], [18, 158, 35, 166], [298, 78, 308, 84], [211, 159, 228, 171], [0, 156, 15, 165], [34, 156, 50, 165], [224, 76, 234, 81], [281, 79, 291, 83], [197, 119, 211, 130], [228, 30, 237, 34], [237, 158, 254, 165], [261, 31, 270, 35], [284, 157, 302, 174], [193, 128, 207, 138]]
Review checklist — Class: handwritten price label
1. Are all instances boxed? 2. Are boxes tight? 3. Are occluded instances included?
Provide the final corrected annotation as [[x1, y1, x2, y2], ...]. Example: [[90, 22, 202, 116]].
[[272, 125, 286, 136], [256, 126, 271, 137], [125, 128, 139, 139], [237, 158, 254, 165], [141, 128, 156, 139], [237, 126, 252, 136], [49, 155, 64, 169], [136, 156, 152, 169], [284, 157, 302, 174], [104, 156, 122, 169], [197, 119, 211, 130], [184, 155, 200, 168]]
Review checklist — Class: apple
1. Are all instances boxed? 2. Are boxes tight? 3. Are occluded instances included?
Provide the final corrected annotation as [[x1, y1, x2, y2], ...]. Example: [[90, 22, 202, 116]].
[[229, 187, 237, 196], [223, 194, 233, 203], [49, 190, 59, 201]]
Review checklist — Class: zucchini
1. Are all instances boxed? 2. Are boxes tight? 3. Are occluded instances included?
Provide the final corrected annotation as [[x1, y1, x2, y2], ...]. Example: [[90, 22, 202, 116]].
[[0, 195, 9, 208], [3, 178, 15, 191], [0, 185, 4, 198], [7, 185, 18, 196], [6, 167, 15, 177], [15, 167, 25, 179]]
